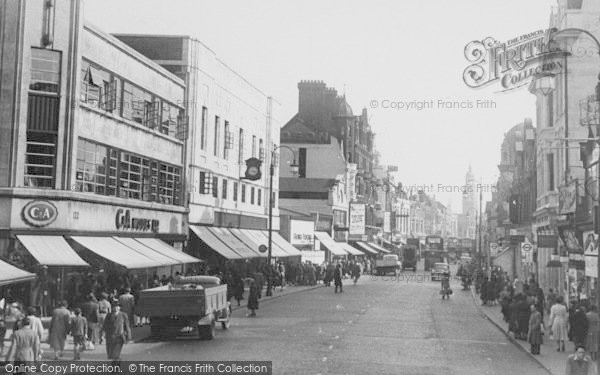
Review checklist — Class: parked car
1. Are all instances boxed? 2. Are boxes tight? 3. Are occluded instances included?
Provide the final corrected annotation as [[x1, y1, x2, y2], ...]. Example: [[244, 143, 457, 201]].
[[431, 262, 449, 281]]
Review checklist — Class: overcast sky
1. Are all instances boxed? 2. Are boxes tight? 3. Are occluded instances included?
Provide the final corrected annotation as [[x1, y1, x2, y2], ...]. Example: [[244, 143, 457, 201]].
[[84, 0, 556, 213]]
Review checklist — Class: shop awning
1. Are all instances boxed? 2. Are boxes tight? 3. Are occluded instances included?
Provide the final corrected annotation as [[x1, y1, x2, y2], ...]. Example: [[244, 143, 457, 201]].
[[337, 242, 364, 256], [355, 242, 379, 255], [135, 238, 202, 264], [368, 242, 391, 254], [71, 236, 162, 269], [190, 225, 242, 260], [113, 237, 180, 267], [266, 231, 303, 257], [315, 231, 347, 256], [0, 260, 36, 286], [207, 227, 263, 258], [229, 229, 284, 258], [17, 235, 89, 267]]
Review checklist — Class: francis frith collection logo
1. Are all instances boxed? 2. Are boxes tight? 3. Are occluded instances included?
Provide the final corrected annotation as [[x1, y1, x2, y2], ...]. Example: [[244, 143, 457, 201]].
[[463, 28, 566, 91]]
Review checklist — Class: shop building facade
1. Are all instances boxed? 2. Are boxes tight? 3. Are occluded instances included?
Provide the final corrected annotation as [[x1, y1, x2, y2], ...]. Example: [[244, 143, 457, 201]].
[[0, 0, 194, 309]]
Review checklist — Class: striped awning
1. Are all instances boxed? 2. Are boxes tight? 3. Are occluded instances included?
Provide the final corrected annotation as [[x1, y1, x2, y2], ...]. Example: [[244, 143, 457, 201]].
[[0, 260, 36, 286], [17, 235, 89, 267], [315, 232, 347, 256]]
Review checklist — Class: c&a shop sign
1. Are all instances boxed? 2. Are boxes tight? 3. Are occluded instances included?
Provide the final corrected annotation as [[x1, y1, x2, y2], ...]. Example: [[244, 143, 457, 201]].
[[115, 208, 159, 233], [21, 200, 58, 227]]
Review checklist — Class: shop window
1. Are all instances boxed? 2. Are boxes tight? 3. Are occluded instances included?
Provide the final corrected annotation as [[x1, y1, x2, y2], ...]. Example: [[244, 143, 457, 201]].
[[214, 116, 220, 157], [75, 138, 182, 205], [30, 48, 60, 94], [212, 177, 219, 198], [24, 132, 56, 188], [75, 139, 107, 195], [239, 129, 244, 164], [160, 101, 179, 136], [224, 121, 233, 160], [201, 107, 208, 149]]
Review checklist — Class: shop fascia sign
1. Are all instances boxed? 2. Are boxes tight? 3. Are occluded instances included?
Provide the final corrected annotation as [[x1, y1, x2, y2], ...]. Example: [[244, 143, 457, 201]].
[[463, 28, 565, 92], [115, 208, 159, 233], [22, 200, 58, 227]]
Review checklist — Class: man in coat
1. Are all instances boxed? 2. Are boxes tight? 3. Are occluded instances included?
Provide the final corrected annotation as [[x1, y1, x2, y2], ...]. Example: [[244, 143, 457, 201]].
[[82, 293, 100, 345], [102, 303, 131, 364], [6, 317, 40, 365], [48, 300, 71, 360], [334, 264, 343, 293], [118, 288, 135, 332]]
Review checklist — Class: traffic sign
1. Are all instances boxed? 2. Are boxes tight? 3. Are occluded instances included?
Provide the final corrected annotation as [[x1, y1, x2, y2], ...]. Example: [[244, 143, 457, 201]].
[[521, 242, 532, 252], [490, 242, 498, 256]]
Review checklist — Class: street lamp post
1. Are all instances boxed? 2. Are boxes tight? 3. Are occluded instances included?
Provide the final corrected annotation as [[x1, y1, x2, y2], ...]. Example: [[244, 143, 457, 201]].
[[266, 145, 298, 297]]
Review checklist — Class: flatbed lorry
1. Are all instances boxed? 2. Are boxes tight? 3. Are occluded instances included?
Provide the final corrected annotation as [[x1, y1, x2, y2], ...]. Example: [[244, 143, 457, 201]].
[[135, 275, 230, 340]]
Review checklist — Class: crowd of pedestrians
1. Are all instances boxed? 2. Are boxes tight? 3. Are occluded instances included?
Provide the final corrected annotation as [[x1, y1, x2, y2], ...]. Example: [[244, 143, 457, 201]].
[[474, 267, 600, 374]]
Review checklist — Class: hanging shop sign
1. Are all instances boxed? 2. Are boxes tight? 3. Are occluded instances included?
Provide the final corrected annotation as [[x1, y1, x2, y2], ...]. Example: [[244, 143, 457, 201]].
[[115, 208, 159, 233], [349, 203, 366, 235], [22, 200, 58, 227], [558, 180, 577, 214], [583, 231, 598, 277], [463, 28, 565, 91]]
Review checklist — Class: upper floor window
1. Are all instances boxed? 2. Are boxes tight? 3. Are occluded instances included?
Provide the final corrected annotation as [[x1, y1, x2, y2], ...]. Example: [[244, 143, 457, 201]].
[[214, 116, 221, 157], [239, 129, 245, 164], [30, 48, 60, 94], [201, 107, 208, 149], [252, 135, 257, 158]]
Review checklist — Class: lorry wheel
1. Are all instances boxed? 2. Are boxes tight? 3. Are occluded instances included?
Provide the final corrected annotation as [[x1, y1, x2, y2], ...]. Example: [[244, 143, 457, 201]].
[[199, 321, 215, 340], [222, 318, 231, 330]]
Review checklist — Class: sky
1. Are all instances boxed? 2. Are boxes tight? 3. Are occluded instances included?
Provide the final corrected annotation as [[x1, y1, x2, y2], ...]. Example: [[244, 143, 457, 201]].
[[84, 0, 556, 213]]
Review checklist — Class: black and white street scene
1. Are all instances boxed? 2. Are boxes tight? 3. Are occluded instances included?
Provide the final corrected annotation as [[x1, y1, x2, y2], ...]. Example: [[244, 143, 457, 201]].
[[2, 0, 600, 374]]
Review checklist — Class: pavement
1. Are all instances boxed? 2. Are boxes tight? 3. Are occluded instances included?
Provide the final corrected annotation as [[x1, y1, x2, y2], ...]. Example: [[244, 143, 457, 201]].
[[0, 283, 321, 361], [472, 288, 570, 375]]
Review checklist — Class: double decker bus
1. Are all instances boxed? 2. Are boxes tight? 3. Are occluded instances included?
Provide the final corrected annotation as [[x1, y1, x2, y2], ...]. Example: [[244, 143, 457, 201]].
[[458, 238, 475, 258], [423, 235, 446, 271]]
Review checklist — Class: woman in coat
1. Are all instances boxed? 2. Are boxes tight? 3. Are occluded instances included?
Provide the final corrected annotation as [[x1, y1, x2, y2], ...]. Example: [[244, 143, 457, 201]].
[[528, 304, 543, 355], [549, 295, 568, 351], [586, 305, 600, 361], [247, 280, 259, 317], [516, 294, 531, 340], [6, 318, 40, 365], [48, 300, 71, 360]]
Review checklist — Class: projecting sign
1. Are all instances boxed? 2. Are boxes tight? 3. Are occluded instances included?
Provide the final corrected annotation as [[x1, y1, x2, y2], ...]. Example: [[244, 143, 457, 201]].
[[349, 203, 366, 235]]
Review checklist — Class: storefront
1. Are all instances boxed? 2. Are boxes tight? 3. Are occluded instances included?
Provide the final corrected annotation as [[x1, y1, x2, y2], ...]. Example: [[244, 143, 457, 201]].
[[0, 192, 197, 311]]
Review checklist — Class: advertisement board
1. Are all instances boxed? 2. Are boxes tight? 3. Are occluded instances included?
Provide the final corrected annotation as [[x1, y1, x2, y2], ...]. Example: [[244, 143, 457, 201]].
[[583, 230, 598, 278], [349, 203, 365, 235], [290, 220, 315, 247]]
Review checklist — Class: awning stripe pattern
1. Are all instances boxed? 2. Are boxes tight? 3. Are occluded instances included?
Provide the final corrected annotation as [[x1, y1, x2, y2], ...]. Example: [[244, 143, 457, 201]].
[[207, 227, 263, 258], [0, 260, 36, 286], [266, 231, 303, 257], [17, 235, 89, 267], [337, 242, 364, 256], [367, 242, 392, 254], [113, 237, 180, 267], [189, 225, 242, 260], [248, 230, 291, 257], [71, 236, 160, 269], [135, 238, 202, 264], [314, 232, 347, 256], [355, 242, 379, 255]]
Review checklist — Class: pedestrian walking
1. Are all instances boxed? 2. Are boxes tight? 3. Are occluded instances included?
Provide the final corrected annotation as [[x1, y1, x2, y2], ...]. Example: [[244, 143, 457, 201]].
[[586, 305, 600, 361], [528, 304, 543, 355], [97, 293, 111, 345], [549, 295, 568, 352], [24, 306, 43, 360], [324, 263, 334, 287], [70, 307, 87, 360], [247, 280, 259, 317], [334, 264, 343, 293], [546, 288, 557, 315], [102, 302, 131, 365], [573, 305, 589, 350], [48, 300, 71, 360], [352, 262, 361, 285], [566, 345, 597, 375], [118, 288, 135, 332], [82, 293, 99, 347], [6, 318, 40, 367]]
